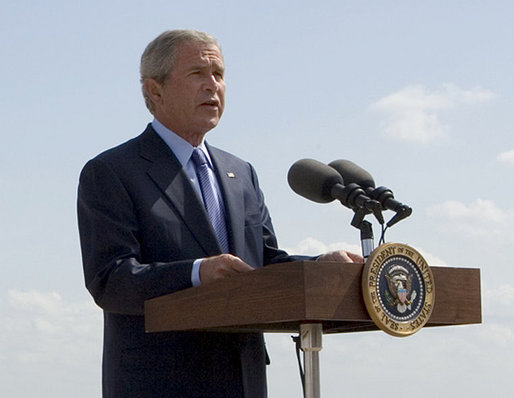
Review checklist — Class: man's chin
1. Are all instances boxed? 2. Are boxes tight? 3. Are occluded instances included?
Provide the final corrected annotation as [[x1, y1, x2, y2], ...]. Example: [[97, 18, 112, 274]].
[[202, 116, 221, 131]]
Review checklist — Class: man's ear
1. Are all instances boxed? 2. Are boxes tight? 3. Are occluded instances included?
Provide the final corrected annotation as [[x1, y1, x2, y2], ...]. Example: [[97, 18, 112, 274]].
[[143, 78, 163, 105]]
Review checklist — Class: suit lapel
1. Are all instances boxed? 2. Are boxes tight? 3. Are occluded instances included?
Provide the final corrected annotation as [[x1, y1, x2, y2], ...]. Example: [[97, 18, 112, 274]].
[[138, 127, 221, 256], [207, 144, 245, 257]]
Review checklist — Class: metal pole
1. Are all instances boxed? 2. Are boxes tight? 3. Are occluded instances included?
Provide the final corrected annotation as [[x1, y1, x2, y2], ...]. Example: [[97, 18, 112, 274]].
[[300, 323, 323, 398], [360, 220, 374, 260]]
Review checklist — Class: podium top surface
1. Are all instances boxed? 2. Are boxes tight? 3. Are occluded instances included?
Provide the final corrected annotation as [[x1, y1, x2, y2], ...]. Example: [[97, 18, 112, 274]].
[[144, 261, 481, 334]]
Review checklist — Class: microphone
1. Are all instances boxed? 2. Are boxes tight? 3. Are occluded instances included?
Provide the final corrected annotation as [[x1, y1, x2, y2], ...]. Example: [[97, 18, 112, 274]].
[[328, 159, 375, 189], [328, 159, 412, 227], [287, 159, 382, 217], [287, 158, 343, 203]]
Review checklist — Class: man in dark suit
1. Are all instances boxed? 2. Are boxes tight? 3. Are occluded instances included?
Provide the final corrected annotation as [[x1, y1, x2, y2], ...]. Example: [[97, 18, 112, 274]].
[[77, 30, 361, 398]]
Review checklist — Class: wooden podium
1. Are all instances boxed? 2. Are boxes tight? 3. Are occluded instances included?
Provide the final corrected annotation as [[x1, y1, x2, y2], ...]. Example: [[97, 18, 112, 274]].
[[145, 261, 481, 397]]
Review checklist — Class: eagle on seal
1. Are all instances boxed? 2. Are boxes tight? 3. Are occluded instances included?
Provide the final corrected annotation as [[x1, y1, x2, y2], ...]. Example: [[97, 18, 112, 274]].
[[385, 266, 413, 307]]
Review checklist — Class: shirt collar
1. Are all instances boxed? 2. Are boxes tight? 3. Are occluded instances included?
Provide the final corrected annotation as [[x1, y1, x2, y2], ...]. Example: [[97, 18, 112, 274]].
[[151, 118, 212, 167]]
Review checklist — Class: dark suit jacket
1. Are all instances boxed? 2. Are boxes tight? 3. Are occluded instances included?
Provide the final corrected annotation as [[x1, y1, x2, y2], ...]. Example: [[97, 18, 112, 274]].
[[77, 125, 306, 397]]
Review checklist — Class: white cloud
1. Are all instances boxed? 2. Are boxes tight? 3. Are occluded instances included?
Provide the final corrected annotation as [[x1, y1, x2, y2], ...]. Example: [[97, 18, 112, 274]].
[[413, 246, 447, 266], [8, 290, 63, 317], [497, 148, 514, 166], [283, 237, 361, 256], [370, 83, 495, 144], [4, 290, 102, 349], [426, 198, 514, 243], [1, 282, 513, 398], [285, 238, 447, 267], [286, 237, 449, 267], [483, 284, 514, 324], [268, 278, 514, 398], [0, 289, 102, 392], [478, 284, 514, 348], [485, 284, 514, 307]]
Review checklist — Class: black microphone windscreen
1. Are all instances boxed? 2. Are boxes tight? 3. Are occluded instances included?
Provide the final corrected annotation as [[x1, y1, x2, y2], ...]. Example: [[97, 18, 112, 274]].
[[328, 159, 375, 189], [287, 159, 343, 203]]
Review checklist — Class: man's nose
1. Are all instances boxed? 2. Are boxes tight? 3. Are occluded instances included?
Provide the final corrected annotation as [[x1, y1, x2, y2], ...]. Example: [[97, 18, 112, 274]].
[[203, 74, 220, 92]]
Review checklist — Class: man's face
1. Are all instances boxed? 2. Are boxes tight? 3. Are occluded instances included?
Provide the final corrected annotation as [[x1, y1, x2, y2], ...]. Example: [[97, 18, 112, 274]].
[[151, 41, 225, 144]]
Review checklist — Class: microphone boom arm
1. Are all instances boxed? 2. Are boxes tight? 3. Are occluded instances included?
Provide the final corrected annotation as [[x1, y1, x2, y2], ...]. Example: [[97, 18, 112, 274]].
[[331, 183, 385, 225], [367, 186, 412, 227]]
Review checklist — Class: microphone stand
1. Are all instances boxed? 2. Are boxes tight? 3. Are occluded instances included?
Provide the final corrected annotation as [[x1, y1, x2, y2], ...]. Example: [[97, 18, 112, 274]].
[[359, 220, 374, 260], [296, 221, 374, 398], [298, 323, 323, 398], [297, 217, 375, 398], [350, 209, 375, 260]]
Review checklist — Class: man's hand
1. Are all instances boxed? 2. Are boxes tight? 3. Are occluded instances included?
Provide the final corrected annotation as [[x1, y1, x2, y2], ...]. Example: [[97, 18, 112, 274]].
[[317, 250, 364, 263], [199, 254, 254, 285]]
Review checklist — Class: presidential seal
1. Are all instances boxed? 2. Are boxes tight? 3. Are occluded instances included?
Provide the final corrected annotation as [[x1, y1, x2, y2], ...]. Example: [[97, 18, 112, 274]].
[[362, 243, 435, 337]]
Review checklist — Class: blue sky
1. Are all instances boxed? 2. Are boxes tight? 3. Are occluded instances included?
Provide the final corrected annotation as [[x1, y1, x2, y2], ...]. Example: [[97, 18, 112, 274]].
[[1, 1, 513, 397]]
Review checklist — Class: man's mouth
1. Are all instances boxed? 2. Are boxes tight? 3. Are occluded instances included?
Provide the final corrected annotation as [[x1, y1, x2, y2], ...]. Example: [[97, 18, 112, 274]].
[[200, 99, 219, 107]]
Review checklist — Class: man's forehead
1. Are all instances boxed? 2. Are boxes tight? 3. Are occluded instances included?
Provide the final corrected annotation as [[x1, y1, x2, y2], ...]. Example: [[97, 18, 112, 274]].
[[176, 41, 224, 64]]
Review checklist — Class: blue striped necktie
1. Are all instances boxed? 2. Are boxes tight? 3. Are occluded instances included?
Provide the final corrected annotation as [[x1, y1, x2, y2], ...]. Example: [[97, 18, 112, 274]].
[[191, 148, 229, 253]]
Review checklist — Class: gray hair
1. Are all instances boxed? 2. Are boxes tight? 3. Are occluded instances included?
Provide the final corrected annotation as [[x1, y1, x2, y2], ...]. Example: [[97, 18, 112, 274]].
[[140, 29, 221, 113]]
